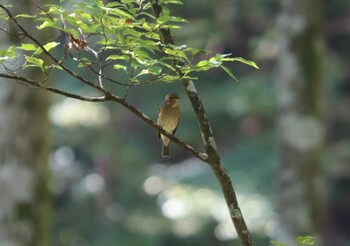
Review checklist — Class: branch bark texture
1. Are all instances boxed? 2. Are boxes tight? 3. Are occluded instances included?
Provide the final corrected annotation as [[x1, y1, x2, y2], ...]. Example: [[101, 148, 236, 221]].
[[151, 1, 253, 245]]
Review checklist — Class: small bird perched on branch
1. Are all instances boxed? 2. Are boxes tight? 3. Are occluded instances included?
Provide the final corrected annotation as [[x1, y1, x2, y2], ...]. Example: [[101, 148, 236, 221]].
[[157, 93, 180, 157]]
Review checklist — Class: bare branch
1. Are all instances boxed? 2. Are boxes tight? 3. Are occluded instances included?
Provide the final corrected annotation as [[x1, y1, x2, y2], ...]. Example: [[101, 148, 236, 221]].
[[0, 73, 107, 102]]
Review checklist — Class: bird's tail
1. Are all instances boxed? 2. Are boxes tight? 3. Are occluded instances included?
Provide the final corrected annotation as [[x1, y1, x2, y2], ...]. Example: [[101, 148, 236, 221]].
[[162, 144, 171, 157]]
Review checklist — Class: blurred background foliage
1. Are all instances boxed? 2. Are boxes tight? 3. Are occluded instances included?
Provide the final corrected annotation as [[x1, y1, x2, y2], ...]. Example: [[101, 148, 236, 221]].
[[47, 0, 350, 245], [1, 0, 350, 245]]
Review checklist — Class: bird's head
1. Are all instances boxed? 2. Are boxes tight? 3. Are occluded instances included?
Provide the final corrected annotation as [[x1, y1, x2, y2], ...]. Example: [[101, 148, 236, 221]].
[[165, 93, 180, 106]]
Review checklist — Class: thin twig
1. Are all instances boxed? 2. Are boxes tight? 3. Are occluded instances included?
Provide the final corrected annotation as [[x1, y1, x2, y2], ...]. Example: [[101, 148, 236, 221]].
[[0, 4, 104, 93], [0, 73, 107, 102]]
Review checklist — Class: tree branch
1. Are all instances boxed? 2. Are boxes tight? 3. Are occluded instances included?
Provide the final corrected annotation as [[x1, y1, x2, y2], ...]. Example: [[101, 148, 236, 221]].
[[0, 73, 207, 162], [0, 73, 106, 102], [0, 4, 104, 94], [151, 1, 253, 245]]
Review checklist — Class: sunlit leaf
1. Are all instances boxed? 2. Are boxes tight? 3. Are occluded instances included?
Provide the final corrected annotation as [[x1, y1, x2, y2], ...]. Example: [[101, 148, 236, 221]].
[[221, 65, 238, 81], [24, 55, 44, 71], [162, 74, 180, 82], [17, 43, 37, 51], [161, 0, 183, 5], [113, 64, 127, 71], [296, 236, 315, 246], [148, 66, 162, 75], [50, 64, 64, 70], [209, 56, 222, 67], [192, 60, 211, 71], [0, 46, 16, 62], [37, 20, 57, 29], [102, 7, 134, 19], [106, 55, 130, 61], [105, 1, 122, 8], [157, 15, 171, 25], [16, 14, 36, 18], [45, 4, 65, 15], [233, 57, 259, 69], [43, 42, 60, 52], [163, 47, 189, 62]]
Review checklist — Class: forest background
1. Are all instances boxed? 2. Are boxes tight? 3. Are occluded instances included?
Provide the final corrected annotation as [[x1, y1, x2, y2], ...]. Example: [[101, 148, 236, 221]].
[[0, 0, 350, 245]]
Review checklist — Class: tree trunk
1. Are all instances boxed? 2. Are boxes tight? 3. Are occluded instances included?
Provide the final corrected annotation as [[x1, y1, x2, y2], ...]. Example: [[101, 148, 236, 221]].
[[0, 1, 51, 245], [275, 0, 325, 244]]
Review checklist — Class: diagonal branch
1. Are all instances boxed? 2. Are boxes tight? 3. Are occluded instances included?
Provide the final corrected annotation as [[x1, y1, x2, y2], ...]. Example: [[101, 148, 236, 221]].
[[0, 73, 106, 102], [151, 1, 253, 245], [0, 73, 207, 162]]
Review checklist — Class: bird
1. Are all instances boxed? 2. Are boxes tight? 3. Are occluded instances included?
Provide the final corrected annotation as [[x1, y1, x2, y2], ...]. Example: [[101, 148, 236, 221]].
[[157, 93, 180, 157]]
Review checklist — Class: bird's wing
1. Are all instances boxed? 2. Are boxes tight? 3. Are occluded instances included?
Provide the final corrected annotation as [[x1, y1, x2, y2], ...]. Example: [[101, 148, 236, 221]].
[[172, 113, 180, 135], [157, 108, 161, 139]]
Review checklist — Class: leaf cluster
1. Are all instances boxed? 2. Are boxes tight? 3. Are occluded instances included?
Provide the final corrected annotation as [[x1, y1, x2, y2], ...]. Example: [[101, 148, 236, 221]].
[[0, 0, 258, 85], [271, 236, 315, 246]]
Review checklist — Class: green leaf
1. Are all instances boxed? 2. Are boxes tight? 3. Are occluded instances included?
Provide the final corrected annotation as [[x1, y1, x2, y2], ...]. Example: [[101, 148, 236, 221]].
[[102, 7, 134, 19], [233, 57, 259, 69], [161, 24, 181, 29], [195, 60, 210, 67], [162, 74, 180, 82], [157, 15, 171, 25], [221, 65, 238, 81], [136, 66, 162, 77], [17, 43, 37, 51], [169, 16, 188, 23], [0, 10, 9, 21], [190, 60, 212, 72], [296, 236, 315, 246], [105, 1, 122, 8], [113, 64, 127, 71], [136, 69, 152, 77], [43, 42, 60, 52], [181, 75, 198, 80], [31, 42, 60, 56], [24, 55, 44, 71], [37, 20, 57, 29], [106, 55, 130, 61], [50, 64, 64, 70], [15, 14, 36, 18], [161, 0, 183, 5], [0, 46, 16, 62], [163, 47, 189, 62], [121, 0, 137, 4], [209, 56, 222, 67], [45, 4, 64, 15], [186, 48, 208, 56], [148, 66, 162, 75]]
